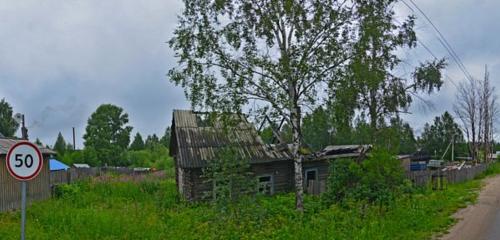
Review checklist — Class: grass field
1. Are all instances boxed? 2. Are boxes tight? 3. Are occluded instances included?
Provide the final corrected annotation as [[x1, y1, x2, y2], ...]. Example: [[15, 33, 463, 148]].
[[0, 163, 498, 240]]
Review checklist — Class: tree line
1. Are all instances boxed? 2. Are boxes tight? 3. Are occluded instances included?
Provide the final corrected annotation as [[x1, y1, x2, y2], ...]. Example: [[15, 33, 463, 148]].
[[58, 104, 172, 169], [0, 100, 172, 169]]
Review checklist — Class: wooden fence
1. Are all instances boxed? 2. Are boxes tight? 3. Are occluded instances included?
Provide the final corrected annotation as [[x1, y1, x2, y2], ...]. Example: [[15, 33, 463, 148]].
[[1, 166, 153, 212], [50, 167, 101, 186], [405, 164, 489, 187], [49, 167, 152, 186], [305, 164, 490, 195], [0, 158, 51, 212]]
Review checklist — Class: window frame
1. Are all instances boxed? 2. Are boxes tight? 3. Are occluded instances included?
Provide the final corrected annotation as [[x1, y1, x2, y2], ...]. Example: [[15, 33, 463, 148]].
[[257, 174, 274, 195], [304, 168, 319, 188]]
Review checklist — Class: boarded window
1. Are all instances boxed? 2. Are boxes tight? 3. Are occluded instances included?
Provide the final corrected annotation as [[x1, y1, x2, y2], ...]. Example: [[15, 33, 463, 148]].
[[257, 175, 274, 195]]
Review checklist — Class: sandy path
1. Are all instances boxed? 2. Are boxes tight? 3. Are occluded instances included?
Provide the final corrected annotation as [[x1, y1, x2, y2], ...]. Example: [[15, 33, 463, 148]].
[[441, 175, 500, 240]]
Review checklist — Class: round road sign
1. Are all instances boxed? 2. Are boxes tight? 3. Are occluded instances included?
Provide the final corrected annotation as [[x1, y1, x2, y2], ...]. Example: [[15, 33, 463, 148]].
[[6, 141, 43, 181]]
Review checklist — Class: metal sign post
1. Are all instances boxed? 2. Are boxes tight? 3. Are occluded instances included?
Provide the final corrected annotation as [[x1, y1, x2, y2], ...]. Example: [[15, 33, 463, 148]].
[[21, 182, 26, 240], [6, 141, 43, 240]]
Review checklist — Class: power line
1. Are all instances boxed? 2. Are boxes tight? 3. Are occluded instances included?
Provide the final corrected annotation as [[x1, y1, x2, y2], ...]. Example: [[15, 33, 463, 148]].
[[393, 19, 438, 60], [445, 74, 459, 89], [394, 18, 457, 89], [402, 0, 474, 82], [417, 38, 438, 60]]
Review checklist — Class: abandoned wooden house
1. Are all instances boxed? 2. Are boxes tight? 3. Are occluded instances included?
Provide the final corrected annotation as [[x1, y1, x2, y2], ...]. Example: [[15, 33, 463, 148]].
[[169, 110, 371, 200], [0, 137, 55, 212]]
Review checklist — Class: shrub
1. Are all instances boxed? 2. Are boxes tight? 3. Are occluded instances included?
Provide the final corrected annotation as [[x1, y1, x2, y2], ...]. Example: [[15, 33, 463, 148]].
[[54, 183, 81, 199], [322, 159, 361, 205], [323, 148, 407, 206], [357, 149, 406, 205], [202, 147, 257, 208]]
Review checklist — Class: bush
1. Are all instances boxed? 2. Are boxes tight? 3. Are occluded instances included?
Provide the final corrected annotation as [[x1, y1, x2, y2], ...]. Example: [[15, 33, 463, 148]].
[[322, 159, 361, 205], [202, 147, 257, 208], [54, 184, 81, 199], [323, 148, 407, 206], [124, 144, 174, 170], [358, 149, 406, 205]]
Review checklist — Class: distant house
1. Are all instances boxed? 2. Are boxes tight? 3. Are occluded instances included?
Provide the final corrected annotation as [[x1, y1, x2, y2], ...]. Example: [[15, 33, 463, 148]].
[[73, 163, 90, 169], [169, 110, 370, 200], [0, 137, 55, 212], [399, 151, 432, 171]]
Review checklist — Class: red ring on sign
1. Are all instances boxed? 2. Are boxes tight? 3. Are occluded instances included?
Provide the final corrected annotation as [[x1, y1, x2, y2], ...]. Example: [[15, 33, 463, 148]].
[[5, 141, 44, 181]]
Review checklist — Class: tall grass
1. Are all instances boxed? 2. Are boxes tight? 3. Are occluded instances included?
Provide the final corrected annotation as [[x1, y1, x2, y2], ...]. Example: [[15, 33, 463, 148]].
[[0, 162, 499, 239]]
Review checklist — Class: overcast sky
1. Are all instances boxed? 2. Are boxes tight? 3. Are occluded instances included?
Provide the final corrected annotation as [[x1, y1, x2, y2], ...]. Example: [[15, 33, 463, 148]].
[[0, 0, 499, 147]]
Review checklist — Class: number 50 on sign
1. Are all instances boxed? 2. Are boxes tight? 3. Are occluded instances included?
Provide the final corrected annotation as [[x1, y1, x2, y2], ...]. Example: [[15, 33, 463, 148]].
[[6, 142, 43, 181]]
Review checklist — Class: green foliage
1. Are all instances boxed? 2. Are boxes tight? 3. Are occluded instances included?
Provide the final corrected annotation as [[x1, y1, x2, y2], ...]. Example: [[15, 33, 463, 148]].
[[302, 107, 333, 151], [0, 98, 19, 137], [60, 148, 100, 167], [358, 150, 406, 205], [124, 144, 174, 172], [420, 111, 465, 160], [61, 142, 174, 174], [348, 0, 445, 135], [53, 132, 67, 155], [322, 159, 361, 205], [83, 104, 133, 166], [54, 183, 81, 199], [259, 126, 274, 144], [169, 0, 352, 112], [160, 127, 171, 147], [351, 115, 372, 144], [323, 149, 406, 206], [376, 118, 417, 154], [299, 108, 417, 154], [202, 147, 257, 207], [61, 150, 81, 166], [3, 164, 500, 239], [145, 134, 160, 150], [130, 132, 145, 151], [0, 179, 177, 240]]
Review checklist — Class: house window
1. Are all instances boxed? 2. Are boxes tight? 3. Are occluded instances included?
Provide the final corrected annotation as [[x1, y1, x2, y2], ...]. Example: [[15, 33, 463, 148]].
[[258, 175, 274, 195], [305, 168, 318, 188]]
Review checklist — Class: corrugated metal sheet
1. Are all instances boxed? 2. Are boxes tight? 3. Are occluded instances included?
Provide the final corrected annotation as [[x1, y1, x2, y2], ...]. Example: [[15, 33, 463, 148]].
[[172, 110, 291, 168], [0, 138, 55, 155]]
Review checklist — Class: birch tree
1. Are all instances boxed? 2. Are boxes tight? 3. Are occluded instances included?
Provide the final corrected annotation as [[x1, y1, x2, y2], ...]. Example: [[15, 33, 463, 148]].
[[169, 0, 353, 210], [349, 0, 445, 138]]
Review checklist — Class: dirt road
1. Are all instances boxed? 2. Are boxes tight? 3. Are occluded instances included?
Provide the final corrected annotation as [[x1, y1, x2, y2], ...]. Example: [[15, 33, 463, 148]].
[[441, 175, 500, 240]]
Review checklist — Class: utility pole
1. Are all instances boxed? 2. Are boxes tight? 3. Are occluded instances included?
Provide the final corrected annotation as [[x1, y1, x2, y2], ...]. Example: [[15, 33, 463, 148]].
[[72, 127, 76, 150], [21, 114, 28, 140]]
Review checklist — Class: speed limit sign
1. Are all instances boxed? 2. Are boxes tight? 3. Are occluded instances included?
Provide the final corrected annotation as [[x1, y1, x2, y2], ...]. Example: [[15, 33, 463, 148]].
[[6, 141, 43, 181]]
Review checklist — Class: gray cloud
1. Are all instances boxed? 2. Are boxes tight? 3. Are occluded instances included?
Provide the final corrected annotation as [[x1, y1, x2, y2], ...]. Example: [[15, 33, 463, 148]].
[[395, 0, 500, 136], [0, 0, 188, 147], [0, 0, 498, 147]]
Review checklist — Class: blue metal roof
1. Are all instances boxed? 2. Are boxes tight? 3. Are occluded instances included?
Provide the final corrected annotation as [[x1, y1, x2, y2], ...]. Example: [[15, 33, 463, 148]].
[[49, 159, 69, 171]]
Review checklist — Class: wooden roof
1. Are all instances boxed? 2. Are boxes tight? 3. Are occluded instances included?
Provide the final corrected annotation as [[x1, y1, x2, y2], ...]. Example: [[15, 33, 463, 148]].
[[170, 110, 291, 168], [0, 138, 55, 155]]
